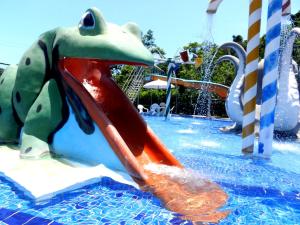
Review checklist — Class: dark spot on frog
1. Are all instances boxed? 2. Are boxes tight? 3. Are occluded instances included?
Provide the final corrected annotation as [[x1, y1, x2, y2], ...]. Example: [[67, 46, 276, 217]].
[[0, 79, 4, 85], [36, 104, 42, 113], [25, 57, 31, 65], [24, 147, 32, 153], [16, 91, 21, 103]]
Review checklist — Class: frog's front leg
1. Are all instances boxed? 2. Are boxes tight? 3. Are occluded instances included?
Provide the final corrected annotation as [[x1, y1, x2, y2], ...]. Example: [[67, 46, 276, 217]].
[[20, 79, 64, 159]]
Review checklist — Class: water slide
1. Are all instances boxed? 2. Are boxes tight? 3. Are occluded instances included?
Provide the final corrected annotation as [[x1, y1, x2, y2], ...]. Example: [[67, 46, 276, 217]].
[[149, 74, 229, 99], [59, 58, 228, 223]]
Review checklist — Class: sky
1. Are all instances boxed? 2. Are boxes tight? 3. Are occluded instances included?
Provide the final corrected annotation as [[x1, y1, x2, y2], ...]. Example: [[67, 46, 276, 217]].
[[0, 0, 299, 65]]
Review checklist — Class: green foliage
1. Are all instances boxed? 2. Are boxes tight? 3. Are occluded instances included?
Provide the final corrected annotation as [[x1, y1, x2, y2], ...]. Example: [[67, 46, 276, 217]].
[[142, 29, 156, 49], [292, 10, 300, 65], [232, 35, 247, 50], [212, 61, 235, 86], [142, 29, 166, 56], [293, 40, 300, 65], [291, 10, 300, 27], [259, 35, 266, 60], [113, 65, 135, 89]]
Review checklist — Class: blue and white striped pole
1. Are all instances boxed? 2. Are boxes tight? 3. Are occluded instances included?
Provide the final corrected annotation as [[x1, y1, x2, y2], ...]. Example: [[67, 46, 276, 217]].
[[165, 60, 175, 120], [258, 0, 282, 157]]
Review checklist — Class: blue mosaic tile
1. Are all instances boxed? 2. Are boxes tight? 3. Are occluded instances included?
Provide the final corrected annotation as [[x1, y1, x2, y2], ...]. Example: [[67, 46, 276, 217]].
[[116, 193, 123, 198], [0, 208, 62, 225], [169, 217, 186, 225], [134, 212, 146, 220]]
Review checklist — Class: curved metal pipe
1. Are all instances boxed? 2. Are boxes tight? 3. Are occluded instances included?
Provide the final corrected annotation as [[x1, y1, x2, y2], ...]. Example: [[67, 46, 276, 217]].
[[215, 53, 244, 125], [219, 42, 246, 74]]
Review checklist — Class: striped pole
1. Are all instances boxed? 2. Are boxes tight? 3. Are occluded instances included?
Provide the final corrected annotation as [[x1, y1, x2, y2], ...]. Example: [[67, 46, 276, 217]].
[[282, 0, 291, 16], [258, 0, 283, 157], [207, 0, 290, 16], [241, 0, 262, 154], [206, 0, 224, 14], [165, 60, 175, 120]]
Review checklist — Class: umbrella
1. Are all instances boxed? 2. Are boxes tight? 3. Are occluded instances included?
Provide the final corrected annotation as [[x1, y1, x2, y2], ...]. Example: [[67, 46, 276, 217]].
[[143, 79, 175, 105], [143, 79, 175, 90]]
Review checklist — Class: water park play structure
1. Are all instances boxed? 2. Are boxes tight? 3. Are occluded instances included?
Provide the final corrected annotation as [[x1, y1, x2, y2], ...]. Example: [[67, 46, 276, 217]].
[[0, 7, 228, 223], [207, 0, 299, 157], [139, 49, 230, 119], [217, 39, 300, 136]]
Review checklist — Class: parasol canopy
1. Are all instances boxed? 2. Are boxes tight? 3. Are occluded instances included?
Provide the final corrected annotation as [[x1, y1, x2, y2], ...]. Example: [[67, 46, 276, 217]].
[[143, 79, 175, 90]]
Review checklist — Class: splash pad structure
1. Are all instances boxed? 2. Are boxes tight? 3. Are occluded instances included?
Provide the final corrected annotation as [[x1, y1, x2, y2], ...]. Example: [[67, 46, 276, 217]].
[[208, 0, 299, 158], [146, 50, 229, 120]]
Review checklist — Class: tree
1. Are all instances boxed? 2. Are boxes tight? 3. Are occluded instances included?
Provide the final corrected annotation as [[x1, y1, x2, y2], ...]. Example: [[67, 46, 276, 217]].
[[142, 29, 155, 49], [291, 11, 300, 65], [259, 35, 266, 60], [142, 29, 166, 56], [232, 35, 247, 50], [291, 10, 300, 27]]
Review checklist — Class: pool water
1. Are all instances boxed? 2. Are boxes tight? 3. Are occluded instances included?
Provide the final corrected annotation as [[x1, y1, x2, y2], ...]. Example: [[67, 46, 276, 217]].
[[1, 116, 300, 224]]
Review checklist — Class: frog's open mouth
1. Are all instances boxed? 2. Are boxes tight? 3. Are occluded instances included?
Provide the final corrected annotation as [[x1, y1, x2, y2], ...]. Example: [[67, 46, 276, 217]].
[[58, 57, 146, 102]]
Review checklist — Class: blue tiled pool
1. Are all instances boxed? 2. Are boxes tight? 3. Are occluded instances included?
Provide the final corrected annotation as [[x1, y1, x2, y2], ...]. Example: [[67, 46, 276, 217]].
[[1, 116, 300, 224]]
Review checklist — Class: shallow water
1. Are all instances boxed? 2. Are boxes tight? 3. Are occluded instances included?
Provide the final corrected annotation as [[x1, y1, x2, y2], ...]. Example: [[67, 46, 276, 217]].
[[0, 115, 300, 224], [146, 115, 300, 224]]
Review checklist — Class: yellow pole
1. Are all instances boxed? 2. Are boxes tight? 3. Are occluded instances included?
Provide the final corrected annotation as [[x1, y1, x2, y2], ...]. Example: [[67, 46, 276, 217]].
[[242, 0, 262, 154]]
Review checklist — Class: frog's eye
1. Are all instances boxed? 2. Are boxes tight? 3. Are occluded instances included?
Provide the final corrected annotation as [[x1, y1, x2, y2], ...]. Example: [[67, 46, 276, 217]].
[[79, 11, 95, 29], [79, 8, 107, 35]]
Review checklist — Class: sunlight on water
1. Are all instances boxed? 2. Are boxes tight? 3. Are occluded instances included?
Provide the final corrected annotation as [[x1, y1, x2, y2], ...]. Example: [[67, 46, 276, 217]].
[[144, 164, 211, 190], [179, 140, 220, 149], [273, 142, 300, 154], [180, 142, 199, 149], [176, 128, 197, 134], [199, 140, 220, 148], [191, 121, 203, 125]]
